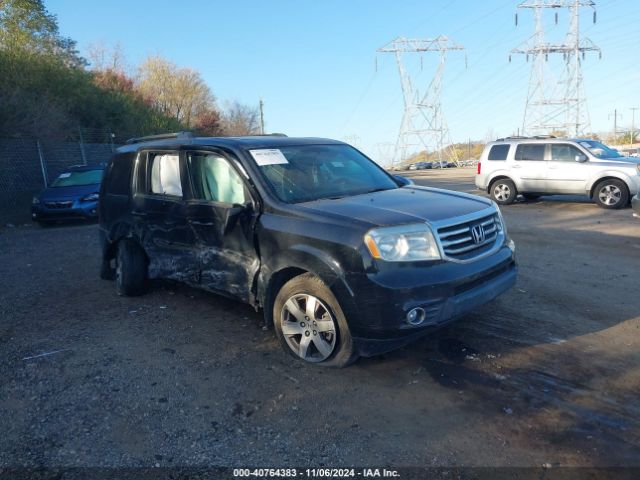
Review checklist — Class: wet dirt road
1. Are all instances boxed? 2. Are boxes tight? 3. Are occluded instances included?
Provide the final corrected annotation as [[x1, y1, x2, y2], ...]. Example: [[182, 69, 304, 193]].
[[1, 168, 639, 469]]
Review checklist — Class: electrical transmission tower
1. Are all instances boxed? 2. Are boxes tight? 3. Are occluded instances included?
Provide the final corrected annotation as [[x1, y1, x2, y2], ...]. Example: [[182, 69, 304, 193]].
[[377, 36, 465, 166], [511, 0, 600, 137]]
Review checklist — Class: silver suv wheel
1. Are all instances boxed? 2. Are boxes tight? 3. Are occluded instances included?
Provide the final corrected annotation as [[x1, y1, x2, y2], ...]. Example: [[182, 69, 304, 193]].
[[598, 184, 622, 206], [490, 178, 517, 205], [593, 179, 629, 209]]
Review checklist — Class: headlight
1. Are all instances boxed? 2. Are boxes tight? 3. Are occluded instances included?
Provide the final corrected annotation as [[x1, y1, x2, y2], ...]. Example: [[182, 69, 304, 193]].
[[81, 193, 99, 202], [32, 196, 40, 205], [364, 224, 441, 262], [492, 203, 508, 239]]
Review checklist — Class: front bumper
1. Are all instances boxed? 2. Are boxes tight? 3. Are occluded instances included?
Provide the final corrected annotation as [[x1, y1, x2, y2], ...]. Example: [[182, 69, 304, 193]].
[[31, 200, 99, 222], [342, 244, 517, 357]]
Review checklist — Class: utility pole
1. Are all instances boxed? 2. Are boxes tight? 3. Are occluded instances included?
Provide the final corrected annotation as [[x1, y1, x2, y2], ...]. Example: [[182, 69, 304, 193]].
[[259, 98, 265, 135], [511, 0, 600, 136], [630, 107, 638, 147], [377, 36, 465, 166], [609, 109, 622, 146]]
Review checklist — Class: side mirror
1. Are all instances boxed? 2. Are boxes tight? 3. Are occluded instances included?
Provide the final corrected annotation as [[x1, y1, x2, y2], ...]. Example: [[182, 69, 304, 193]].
[[393, 175, 414, 186], [223, 202, 251, 234], [575, 154, 588, 163]]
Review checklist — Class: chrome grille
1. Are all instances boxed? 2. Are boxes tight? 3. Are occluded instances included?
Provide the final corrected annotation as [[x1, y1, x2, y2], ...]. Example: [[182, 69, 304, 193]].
[[44, 201, 73, 209], [437, 213, 501, 261]]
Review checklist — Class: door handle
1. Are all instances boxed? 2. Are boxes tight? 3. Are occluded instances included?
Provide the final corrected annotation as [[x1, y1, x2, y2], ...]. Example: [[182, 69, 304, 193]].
[[512, 165, 521, 169], [132, 210, 147, 217]]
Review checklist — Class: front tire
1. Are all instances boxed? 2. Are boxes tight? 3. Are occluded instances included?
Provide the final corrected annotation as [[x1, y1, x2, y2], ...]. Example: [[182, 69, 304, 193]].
[[490, 178, 517, 205], [115, 240, 147, 296], [273, 273, 358, 368], [593, 179, 629, 209]]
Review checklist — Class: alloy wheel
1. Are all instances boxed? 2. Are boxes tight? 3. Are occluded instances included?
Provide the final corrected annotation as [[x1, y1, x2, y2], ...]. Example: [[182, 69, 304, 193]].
[[280, 294, 337, 362], [598, 185, 622, 206], [494, 184, 511, 202]]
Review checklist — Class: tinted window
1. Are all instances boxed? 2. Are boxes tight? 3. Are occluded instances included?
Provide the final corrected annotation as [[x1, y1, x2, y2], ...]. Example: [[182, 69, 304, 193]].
[[188, 153, 246, 204], [107, 157, 132, 195], [488, 144, 510, 161], [551, 144, 583, 162], [149, 153, 182, 197], [515, 144, 546, 161], [51, 169, 103, 187], [252, 144, 397, 203]]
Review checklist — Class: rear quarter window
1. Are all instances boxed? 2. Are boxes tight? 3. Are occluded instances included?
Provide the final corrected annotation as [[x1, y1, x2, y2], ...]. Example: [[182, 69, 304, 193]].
[[107, 155, 133, 195], [488, 144, 510, 161]]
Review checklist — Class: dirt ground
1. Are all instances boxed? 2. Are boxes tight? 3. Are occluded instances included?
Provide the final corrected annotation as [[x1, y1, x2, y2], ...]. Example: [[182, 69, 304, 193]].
[[1, 168, 639, 470]]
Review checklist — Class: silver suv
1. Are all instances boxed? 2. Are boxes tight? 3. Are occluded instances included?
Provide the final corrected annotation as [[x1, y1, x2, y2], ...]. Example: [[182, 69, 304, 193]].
[[475, 137, 640, 209]]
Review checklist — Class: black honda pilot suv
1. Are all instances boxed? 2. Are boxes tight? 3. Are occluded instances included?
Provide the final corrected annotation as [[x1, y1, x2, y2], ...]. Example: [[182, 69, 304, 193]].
[[99, 133, 517, 367]]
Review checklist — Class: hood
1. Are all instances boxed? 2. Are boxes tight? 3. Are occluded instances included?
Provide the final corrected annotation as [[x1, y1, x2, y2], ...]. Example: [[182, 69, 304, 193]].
[[598, 156, 640, 165], [298, 186, 493, 228], [38, 183, 100, 201]]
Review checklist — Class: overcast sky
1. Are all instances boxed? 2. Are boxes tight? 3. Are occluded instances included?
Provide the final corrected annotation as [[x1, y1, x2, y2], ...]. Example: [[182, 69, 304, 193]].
[[48, 0, 639, 164]]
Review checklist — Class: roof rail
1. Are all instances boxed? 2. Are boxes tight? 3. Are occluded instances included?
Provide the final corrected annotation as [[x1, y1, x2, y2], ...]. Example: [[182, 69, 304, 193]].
[[495, 136, 528, 141], [495, 134, 557, 141], [125, 131, 194, 145]]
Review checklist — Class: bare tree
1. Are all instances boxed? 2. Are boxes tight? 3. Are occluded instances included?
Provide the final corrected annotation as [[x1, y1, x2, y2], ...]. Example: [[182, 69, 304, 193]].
[[87, 41, 127, 73], [137, 55, 218, 130], [221, 101, 260, 136]]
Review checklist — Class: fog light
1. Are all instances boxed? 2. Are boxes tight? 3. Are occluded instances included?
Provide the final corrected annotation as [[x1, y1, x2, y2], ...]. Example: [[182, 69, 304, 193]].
[[406, 307, 426, 326]]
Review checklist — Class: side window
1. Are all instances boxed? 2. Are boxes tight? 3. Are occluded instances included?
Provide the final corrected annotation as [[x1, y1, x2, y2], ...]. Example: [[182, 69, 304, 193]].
[[107, 156, 133, 195], [149, 153, 182, 197], [551, 144, 583, 162], [188, 153, 246, 204], [515, 144, 546, 161], [488, 144, 510, 161]]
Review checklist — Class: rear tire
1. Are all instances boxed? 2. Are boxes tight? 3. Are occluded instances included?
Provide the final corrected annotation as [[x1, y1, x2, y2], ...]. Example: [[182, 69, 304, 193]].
[[490, 178, 517, 205], [593, 179, 629, 209], [115, 240, 147, 296], [273, 273, 358, 368]]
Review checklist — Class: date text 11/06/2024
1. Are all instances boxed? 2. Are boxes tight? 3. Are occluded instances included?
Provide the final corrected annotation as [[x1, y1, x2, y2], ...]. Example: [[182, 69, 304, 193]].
[[233, 468, 400, 478]]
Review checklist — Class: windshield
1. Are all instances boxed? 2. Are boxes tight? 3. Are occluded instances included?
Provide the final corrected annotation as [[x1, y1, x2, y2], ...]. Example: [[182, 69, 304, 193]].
[[50, 169, 103, 187], [249, 145, 398, 203], [578, 140, 623, 159]]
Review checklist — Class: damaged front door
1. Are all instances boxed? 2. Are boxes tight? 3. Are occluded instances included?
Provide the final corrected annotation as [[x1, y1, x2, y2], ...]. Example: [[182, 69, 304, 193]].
[[133, 150, 199, 282], [185, 151, 259, 302]]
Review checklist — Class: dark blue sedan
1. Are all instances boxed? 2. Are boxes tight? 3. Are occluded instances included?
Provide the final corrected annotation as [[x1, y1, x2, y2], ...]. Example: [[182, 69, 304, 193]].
[[31, 165, 104, 225]]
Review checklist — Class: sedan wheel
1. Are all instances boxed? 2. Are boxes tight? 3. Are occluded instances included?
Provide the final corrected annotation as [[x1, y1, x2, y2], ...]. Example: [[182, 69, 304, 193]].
[[280, 294, 337, 363]]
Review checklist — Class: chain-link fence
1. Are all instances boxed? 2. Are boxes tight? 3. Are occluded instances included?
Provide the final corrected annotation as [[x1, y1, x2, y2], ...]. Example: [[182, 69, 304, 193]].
[[0, 127, 131, 224]]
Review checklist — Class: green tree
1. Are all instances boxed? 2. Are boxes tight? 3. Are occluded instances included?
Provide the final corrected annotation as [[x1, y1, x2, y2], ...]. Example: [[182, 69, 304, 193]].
[[0, 0, 84, 66]]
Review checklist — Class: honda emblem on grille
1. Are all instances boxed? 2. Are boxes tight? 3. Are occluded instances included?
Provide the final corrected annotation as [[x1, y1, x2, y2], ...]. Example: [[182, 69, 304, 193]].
[[471, 224, 485, 244]]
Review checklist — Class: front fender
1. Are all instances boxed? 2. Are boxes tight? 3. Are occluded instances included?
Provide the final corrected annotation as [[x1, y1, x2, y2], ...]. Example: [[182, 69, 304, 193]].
[[586, 171, 636, 195], [258, 244, 355, 301]]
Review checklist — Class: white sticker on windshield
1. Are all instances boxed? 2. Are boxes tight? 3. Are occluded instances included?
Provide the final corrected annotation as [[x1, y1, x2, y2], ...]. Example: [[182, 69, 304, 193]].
[[249, 149, 289, 166], [331, 161, 344, 167], [58, 173, 71, 178]]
